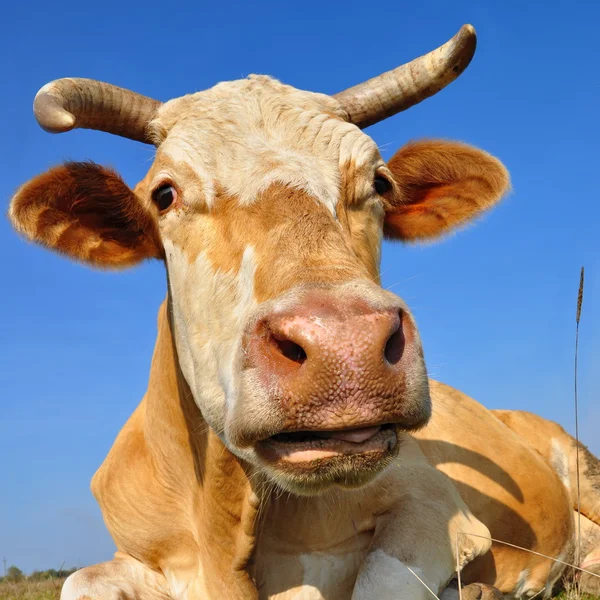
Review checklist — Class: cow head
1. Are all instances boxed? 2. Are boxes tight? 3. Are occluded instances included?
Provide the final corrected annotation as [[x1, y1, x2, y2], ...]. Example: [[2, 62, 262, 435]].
[[9, 26, 509, 494]]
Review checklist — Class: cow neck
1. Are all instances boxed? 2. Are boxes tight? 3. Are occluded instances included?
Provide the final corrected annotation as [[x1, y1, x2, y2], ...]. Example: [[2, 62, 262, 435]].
[[93, 299, 260, 599]]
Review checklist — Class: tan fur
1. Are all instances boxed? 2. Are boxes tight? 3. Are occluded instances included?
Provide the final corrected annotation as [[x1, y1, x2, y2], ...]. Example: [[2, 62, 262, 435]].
[[493, 409, 600, 529], [493, 410, 600, 595], [150, 181, 379, 299], [417, 384, 575, 596], [385, 140, 510, 241]]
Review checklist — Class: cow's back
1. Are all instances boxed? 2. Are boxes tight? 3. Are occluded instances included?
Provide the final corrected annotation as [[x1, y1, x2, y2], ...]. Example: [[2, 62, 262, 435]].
[[414, 380, 574, 594]]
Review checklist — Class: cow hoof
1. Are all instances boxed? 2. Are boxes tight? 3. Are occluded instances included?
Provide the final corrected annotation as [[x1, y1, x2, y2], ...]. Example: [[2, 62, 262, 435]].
[[440, 581, 503, 600], [460, 582, 504, 600], [579, 549, 600, 595]]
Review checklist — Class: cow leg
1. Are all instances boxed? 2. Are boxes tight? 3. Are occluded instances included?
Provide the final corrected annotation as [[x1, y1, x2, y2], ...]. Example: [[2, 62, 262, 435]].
[[579, 549, 600, 596], [573, 513, 600, 596], [61, 553, 171, 600], [351, 457, 492, 599]]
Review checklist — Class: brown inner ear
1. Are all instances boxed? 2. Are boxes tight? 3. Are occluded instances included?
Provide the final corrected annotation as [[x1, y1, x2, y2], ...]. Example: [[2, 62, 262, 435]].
[[10, 162, 162, 268], [64, 163, 156, 246]]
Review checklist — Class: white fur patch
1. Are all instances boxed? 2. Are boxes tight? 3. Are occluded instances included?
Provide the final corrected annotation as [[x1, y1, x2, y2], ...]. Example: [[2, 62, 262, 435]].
[[60, 563, 170, 600], [551, 437, 571, 490], [289, 553, 357, 599], [163, 567, 189, 600], [61, 568, 126, 600], [152, 76, 387, 217], [512, 568, 535, 598], [61, 572, 95, 600], [352, 549, 434, 599], [164, 241, 258, 438]]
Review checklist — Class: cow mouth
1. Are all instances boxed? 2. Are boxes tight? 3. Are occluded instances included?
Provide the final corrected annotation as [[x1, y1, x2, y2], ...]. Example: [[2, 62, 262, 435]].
[[258, 423, 397, 464]]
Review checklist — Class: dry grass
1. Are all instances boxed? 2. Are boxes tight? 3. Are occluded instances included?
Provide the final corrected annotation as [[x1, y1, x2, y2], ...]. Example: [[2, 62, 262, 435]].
[[0, 578, 598, 600], [554, 574, 600, 600], [0, 579, 64, 600], [555, 592, 600, 600]]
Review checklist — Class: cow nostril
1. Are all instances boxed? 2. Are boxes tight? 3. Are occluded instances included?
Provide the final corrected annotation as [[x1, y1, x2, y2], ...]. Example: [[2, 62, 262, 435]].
[[384, 314, 405, 365], [271, 334, 307, 365]]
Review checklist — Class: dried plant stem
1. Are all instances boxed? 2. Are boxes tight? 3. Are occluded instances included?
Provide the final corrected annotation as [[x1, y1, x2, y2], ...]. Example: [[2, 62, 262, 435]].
[[456, 533, 463, 600], [573, 267, 585, 599], [574, 267, 584, 572], [406, 566, 441, 599]]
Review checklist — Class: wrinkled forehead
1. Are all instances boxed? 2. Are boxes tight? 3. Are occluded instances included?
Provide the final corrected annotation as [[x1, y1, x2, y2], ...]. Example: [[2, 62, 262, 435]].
[[146, 75, 386, 211]]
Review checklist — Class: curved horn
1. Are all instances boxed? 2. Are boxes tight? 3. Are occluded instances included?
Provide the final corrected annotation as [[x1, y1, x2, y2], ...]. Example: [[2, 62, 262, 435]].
[[334, 25, 477, 129], [33, 78, 161, 144]]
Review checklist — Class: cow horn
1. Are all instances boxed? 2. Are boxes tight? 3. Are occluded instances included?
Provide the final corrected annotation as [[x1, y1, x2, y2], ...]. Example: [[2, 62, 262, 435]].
[[334, 24, 477, 129], [33, 78, 161, 144]]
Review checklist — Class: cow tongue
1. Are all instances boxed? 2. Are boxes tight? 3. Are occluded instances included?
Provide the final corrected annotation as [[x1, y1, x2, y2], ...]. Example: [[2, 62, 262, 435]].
[[318, 426, 381, 444]]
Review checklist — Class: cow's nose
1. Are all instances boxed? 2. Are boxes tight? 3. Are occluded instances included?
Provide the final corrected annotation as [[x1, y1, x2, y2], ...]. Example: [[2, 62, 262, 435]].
[[243, 289, 424, 431], [255, 302, 405, 376]]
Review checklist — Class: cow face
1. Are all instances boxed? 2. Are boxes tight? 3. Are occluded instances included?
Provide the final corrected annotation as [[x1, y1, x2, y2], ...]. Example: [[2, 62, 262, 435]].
[[10, 75, 509, 495]]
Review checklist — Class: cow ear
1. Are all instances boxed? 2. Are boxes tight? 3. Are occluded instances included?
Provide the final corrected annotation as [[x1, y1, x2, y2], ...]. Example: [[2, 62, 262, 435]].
[[383, 140, 510, 241], [9, 161, 163, 268]]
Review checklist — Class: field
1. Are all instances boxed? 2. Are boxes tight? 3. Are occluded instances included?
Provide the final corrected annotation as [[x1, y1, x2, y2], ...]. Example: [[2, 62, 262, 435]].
[[0, 579, 64, 600], [1, 579, 598, 600]]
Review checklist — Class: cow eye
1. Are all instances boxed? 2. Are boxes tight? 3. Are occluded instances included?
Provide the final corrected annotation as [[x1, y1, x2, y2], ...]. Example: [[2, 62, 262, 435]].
[[152, 184, 177, 212], [374, 175, 392, 196]]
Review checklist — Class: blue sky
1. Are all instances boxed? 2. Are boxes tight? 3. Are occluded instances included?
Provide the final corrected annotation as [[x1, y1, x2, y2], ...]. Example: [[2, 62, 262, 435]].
[[1, 0, 598, 574]]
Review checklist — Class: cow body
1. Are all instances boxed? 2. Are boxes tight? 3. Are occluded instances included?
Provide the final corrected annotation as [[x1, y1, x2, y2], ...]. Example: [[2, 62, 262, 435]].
[[84, 302, 492, 600], [10, 26, 599, 600], [66, 303, 578, 599]]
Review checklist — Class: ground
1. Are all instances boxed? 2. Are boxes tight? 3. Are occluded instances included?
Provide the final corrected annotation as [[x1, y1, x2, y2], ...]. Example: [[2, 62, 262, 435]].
[[0, 579, 63, 600], [0, 579, 598, 600]]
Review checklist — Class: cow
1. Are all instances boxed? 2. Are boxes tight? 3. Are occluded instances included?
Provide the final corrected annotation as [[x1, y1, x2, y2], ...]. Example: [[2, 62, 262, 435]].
[[9, 24, 598, 599]]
